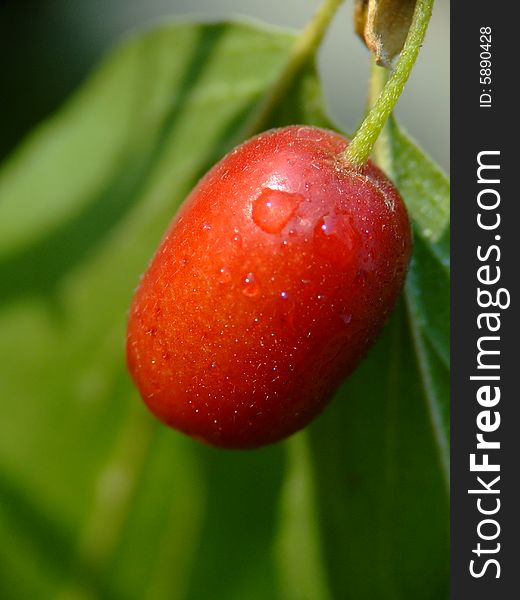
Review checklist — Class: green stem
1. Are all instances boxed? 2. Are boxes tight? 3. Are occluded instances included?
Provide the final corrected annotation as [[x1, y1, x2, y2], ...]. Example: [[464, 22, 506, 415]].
[[366, 60, 392, 170], [245, 0, 345, 137], [342, 0, 435, 168]]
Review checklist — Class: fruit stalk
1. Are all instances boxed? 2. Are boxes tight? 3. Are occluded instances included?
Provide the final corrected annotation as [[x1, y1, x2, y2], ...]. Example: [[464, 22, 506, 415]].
[[245, 0, 345, 137], [342, 0, 435, 169]]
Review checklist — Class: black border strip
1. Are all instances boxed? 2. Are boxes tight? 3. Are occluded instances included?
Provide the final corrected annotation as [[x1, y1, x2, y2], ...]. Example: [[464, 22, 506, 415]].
[[451, 2, 519, 597]]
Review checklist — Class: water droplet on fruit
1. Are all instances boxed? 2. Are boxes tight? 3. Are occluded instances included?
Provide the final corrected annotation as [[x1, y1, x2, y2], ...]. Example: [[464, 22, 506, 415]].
[[242, 272, 259, 297], [217, 266, 231, 284], [280, 291, 289, 300], [202, 222, 212, 231], [341, 313, 352, 325], [313, 213, 361, 267], [232, 228, 242, 246], [320, 219, 331, 234], [252, 188, 303, 234]]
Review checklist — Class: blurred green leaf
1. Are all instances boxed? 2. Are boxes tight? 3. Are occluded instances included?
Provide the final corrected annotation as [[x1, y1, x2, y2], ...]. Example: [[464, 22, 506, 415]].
[[387, 119, 450, 479], [0, 20, 300, 600], [0, 17, 448, 600], [274, 433, 331, 600]]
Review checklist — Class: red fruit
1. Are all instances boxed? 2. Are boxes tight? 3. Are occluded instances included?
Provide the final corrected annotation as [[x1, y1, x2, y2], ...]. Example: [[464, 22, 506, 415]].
[[126, 125, 411, 448]]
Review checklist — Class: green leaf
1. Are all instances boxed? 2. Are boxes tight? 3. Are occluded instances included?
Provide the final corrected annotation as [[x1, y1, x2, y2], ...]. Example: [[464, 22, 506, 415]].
[[386, 119, 450, 479], [308, 304, 449, 600], [274, 434, 332, 600], [0, 16, 449, 600]]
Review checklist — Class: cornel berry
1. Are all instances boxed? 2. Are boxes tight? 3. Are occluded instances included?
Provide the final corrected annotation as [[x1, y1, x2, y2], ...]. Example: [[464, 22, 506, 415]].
[[126, 125, 412, 448]]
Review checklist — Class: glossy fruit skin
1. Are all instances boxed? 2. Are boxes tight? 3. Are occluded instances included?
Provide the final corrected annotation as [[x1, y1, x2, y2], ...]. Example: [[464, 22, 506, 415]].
[[126, 125, 411, 448]]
